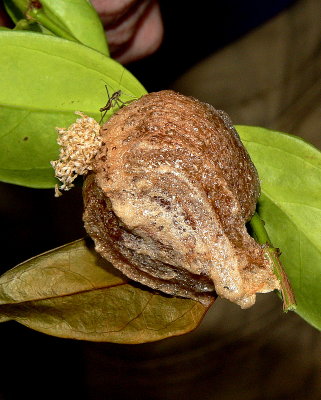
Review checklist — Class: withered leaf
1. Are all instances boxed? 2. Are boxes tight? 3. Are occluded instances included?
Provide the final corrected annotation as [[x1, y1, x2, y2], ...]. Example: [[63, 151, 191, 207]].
[[0, 239, 212, 343]]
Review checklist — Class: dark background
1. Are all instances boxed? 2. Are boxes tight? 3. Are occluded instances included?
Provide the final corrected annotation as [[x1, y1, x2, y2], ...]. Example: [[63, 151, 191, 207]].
[[129, 0, 296, 91]]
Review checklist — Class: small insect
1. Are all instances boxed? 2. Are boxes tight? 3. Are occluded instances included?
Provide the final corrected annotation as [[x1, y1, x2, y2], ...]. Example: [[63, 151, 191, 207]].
[[99, 85, 132, 124]]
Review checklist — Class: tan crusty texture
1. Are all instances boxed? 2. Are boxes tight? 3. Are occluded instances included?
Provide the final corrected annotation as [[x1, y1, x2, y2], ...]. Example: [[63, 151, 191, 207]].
[[83, 90, 280, 308]]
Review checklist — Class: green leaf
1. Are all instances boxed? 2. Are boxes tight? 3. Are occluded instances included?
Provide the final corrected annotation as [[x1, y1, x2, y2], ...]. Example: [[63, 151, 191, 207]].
[[5, 0, 109, 55], [34, 0, 109, 55], [0, 31, 146, 188], [237, 125, 321, 330], [0, 239, 211, 343]]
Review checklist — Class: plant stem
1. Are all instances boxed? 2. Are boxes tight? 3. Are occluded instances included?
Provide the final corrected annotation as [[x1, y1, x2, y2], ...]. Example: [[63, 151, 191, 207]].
[[27, 5, 78, 42], [13, 18, 32, 30], [249, 212, 296, 312]]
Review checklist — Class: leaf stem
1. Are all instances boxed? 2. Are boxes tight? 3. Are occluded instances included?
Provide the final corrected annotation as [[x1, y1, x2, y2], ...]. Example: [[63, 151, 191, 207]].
[[27, 4, 78, 42], [13, 18, 32, 30], [249, 212, 296, 312]]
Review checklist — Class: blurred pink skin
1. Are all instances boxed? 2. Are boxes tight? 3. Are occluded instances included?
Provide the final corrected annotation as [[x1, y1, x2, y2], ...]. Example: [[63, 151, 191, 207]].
[[0, 0, 163, 64], [87, 0, 164, 63]]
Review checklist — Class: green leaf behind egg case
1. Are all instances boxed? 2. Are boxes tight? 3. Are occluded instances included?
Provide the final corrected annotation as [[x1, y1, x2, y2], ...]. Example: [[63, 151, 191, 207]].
[[36, 0, 109, 55], [237, 125, 321, 330], [4, 0, 109, 55], [0, 31, 147, 188]]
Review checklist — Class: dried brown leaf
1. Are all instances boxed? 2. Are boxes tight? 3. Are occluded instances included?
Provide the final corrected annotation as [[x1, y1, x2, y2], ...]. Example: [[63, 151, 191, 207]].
[[0, 239, 212, 343]]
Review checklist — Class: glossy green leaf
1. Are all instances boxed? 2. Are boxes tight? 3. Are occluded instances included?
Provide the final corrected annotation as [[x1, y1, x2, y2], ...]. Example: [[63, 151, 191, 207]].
[[0, 31, 146, 188], [0, 239, 211, 343], [4, 0, 109, 54], [237, 125, 321, 330], [36, 0, 109, 54]]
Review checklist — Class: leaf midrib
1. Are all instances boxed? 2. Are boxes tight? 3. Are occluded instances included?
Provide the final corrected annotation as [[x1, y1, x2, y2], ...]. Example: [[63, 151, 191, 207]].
[[0, 280, 127, 307]]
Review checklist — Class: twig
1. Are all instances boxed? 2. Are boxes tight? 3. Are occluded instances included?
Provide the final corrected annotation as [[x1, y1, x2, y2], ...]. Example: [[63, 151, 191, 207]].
[[249, 212, 296, 312]]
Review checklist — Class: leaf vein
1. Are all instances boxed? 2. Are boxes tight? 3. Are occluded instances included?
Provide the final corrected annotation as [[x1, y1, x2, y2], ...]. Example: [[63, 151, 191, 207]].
[[0, 110, 31, 139], [0, 282, 127, 306]]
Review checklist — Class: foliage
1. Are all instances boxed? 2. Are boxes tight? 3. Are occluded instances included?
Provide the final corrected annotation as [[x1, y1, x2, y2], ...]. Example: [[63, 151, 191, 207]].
[[0, 239, 210, 343], [4, 0, 109, 54], [0, 31, 146, 188], [237, 126, 321, 330]]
